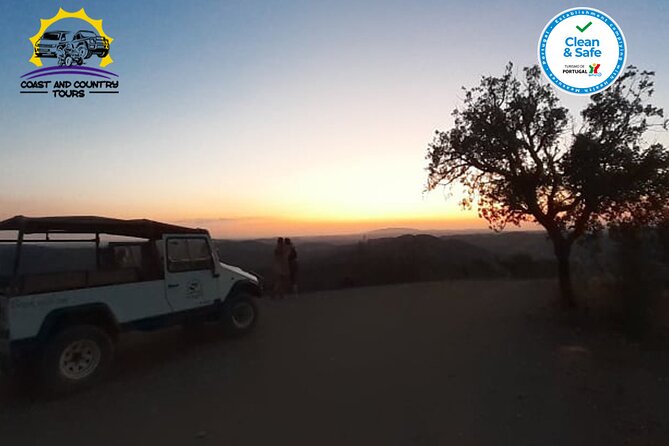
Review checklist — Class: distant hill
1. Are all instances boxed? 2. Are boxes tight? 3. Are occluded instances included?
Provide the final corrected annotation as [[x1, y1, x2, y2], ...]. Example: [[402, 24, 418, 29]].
[[450, 231, 553, 259], [250, 227, 490, 245], [365, 227, 422, 237], [365, 227, 486, 238], [214, 232, 557, 292]]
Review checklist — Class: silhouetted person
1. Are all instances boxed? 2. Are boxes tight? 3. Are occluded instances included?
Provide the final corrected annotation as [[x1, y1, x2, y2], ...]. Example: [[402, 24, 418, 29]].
[[285, 238, 298, 293], [272, 237, 289, 299]]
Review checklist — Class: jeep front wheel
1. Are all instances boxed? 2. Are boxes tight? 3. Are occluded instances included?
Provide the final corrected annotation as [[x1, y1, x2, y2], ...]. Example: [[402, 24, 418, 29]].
[[40, 325, 113, 395], [77, 44, 90, 59], [222, 294, 258, 336]]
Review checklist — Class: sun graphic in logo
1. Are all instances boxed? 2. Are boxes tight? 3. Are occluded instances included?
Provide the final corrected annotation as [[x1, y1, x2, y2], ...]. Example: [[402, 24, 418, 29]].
[[28, 8, 114, 68]]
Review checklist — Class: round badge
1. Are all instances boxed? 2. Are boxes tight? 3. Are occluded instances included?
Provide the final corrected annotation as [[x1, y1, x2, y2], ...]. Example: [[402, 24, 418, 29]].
[[538, 7, 626, 95]]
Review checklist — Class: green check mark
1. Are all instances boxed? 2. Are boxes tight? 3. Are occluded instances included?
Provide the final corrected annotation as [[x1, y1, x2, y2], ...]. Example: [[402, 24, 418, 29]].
[[576, 21, 592, 32]]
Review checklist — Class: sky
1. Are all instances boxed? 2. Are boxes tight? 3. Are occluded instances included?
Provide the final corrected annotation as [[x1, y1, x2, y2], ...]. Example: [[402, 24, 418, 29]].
[[1, 0, 668, 238]]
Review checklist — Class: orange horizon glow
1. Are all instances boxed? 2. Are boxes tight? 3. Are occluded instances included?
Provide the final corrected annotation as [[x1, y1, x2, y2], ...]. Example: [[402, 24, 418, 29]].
[[0, 187, 547, 239], [0, 179, 498, 238], [0, 211, 489, 239], [173, 215, 491, 239]]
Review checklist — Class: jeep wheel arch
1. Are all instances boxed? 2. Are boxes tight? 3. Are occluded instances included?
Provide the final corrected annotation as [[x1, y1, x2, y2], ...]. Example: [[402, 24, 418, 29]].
[[38, 304, 120, 343], [225, 280, 262, 302]]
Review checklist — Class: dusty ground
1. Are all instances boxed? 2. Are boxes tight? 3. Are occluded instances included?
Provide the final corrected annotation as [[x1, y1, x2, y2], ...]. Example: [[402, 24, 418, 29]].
[[1, 279, 668, 445]]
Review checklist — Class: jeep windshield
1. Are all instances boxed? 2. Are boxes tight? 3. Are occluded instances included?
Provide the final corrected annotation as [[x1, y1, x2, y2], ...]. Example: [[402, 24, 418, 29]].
[[41, 32, 66, 40]]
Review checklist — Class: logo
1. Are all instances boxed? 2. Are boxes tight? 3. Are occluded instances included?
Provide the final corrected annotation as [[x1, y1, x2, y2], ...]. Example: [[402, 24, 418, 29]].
[[538, 7, 626, 95], [20, 8, 119, 98], [186, 280, 203, 299], [589, 63, 601, 76]]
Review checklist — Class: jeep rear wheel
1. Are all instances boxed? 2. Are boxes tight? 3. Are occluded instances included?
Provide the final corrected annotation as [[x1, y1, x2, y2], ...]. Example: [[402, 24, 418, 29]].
[[59, 339, 101, 379], [222, 294, 258, 336], [40, 325, 113, 395]]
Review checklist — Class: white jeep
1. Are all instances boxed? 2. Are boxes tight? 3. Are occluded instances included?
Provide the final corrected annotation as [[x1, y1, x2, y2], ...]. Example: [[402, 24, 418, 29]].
[[0, 216, 262, 394]]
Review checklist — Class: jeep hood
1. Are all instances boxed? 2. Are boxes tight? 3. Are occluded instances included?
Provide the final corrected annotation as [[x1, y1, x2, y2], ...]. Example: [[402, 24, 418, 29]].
[[219, 262, 259, 284]]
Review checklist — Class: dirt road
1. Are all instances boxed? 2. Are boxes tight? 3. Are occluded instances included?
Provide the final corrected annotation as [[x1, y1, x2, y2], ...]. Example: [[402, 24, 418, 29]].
[[1, 279, 667, 445]]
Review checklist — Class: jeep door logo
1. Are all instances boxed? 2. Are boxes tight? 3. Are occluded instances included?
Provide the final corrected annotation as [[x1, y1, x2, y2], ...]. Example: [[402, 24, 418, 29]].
[[20, 8, 119, 98], [186, 280, 204, 300]]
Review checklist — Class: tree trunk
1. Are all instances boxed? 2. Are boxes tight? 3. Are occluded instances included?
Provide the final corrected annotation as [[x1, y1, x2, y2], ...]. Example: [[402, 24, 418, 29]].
[[552, 238, 576, 309]]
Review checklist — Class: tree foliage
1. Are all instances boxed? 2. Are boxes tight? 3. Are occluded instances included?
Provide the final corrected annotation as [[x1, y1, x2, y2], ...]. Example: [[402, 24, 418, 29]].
[[426, 64, 669, 305]]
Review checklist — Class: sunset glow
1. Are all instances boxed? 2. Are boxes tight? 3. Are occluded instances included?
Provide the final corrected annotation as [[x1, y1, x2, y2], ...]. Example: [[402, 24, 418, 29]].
[[2, 0, 668, 238]]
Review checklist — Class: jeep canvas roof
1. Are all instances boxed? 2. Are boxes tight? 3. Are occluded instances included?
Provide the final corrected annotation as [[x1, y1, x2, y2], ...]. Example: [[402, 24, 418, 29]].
[[0, 216, 208, 239]]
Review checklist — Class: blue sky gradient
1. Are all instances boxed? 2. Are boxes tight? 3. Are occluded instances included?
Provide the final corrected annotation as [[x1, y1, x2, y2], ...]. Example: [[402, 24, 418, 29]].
[[1, 0, 668, 236]]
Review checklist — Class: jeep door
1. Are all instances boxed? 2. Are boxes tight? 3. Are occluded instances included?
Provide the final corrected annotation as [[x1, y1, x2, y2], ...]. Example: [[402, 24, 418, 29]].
[[163, 236, 219, 312]]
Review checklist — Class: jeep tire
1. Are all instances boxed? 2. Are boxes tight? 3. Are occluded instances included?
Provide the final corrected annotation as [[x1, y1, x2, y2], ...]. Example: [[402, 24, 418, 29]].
[[39, 325, 113, 396], [222, 293, 258, 336], [77, 44, 91, 60]]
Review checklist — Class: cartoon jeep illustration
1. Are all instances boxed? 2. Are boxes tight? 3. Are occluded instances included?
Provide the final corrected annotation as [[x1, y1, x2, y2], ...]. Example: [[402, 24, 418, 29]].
[[34, 30, 110, 62]]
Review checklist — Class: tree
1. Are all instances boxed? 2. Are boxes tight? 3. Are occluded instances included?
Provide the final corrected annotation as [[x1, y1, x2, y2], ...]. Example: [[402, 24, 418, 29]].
[[426, 64, 669, 307]]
